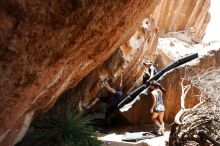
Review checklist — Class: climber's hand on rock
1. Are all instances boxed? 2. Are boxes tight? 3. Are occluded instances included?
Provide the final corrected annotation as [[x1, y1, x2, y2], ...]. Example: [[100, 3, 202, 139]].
[[85, 105, 91, 109]]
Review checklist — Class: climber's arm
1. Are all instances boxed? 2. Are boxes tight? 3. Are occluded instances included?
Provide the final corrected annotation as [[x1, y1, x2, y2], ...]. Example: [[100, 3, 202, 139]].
[[103, 81, 116, 94], [120, 74, 123, 88]]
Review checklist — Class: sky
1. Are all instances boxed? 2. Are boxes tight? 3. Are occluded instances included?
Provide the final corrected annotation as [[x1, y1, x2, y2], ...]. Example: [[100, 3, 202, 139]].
[[203, 0, 220, 42]]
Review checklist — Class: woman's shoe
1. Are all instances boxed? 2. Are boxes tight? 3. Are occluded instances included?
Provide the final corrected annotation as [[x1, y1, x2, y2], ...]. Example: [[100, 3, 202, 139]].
[[157, 127, 164, 136]]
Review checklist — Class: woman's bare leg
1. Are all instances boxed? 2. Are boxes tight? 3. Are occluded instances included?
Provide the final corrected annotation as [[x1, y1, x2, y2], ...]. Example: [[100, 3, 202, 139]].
[[158, 112, 165, 134], [158, 112, 164, 128], [151, 112, 162, 128]]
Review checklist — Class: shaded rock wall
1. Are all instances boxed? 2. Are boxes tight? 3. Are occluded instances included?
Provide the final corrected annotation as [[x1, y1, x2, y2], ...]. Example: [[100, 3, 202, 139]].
[[152, 0, 210, 41], [120, 17, 159, 94], [77, 17, 159, 110], [0, 0, 160, 145]]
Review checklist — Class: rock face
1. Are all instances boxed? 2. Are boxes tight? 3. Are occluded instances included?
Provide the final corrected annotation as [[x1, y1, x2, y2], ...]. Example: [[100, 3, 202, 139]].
[[152, 0, 210, 41], [164, 30, 202, 44], [0, 0, 214, 145], [76, 16, 159, 114], [0, 0, 160, 145]]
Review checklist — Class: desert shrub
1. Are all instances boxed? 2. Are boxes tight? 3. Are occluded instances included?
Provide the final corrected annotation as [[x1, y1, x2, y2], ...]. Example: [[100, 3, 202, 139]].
[[18, 104, 102, 146]]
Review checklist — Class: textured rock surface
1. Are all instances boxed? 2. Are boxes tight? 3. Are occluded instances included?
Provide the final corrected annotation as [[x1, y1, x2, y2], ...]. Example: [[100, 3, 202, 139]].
[[119, 39, 220, 124], [152, 0, 210, 41], [164, 30, 202, 44], [0, 0, 215, 145], [0, 0, 160, 145], [76, 17, 159, 114]]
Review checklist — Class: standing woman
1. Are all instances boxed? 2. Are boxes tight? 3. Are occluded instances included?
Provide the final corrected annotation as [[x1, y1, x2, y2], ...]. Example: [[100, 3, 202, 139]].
[[149, 81, 166, 135]]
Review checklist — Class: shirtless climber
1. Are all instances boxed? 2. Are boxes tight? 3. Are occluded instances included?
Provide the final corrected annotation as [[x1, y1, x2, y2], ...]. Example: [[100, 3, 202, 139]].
[[142, 61, 157, 84], [86, 74, 123, 123]]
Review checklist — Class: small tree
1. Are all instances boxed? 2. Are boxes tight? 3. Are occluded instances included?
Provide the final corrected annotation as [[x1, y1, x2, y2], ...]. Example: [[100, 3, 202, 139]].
[[170, 67, 220, 146], [180, 67, 191, 110]]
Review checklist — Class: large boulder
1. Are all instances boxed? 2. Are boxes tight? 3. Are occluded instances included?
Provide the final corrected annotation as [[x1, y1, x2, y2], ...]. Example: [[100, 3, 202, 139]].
[[0, 0, 213, 145], [0, 0, 160, 145]]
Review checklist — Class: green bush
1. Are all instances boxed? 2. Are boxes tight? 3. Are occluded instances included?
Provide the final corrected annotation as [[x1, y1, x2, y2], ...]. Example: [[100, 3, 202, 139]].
[[18, 104, 102, 146]]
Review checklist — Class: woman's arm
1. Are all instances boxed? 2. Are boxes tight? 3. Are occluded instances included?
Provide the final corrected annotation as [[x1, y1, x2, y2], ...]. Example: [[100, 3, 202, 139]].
[[150, 92, 156, 113], [158, 84, 166, 94]]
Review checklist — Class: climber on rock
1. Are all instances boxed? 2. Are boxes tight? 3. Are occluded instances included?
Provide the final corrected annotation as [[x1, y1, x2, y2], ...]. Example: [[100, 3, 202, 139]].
[[86, 74, 123, 123], [148, 81, 166, 135], [142, 61, 157, 84]]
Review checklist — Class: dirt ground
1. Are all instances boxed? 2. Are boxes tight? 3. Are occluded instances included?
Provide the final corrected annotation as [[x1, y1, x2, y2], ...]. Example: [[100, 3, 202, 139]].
[[98, 124, 170, 146]]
